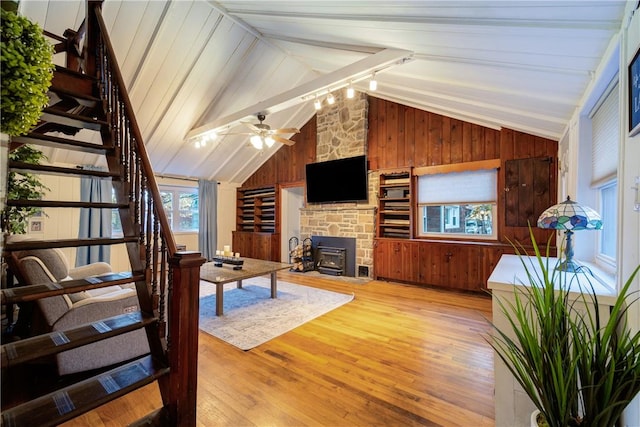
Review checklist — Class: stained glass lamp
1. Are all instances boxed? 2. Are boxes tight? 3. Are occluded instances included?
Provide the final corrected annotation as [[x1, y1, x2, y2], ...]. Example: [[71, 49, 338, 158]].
[[537, 196, 603, 272]]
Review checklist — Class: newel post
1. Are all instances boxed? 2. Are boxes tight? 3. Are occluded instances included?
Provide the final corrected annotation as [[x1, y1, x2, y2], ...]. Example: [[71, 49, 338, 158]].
[[165, 251, 205, 426]]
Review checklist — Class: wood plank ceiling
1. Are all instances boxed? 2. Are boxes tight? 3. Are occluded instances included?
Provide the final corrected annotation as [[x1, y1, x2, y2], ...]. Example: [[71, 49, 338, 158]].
[[19, 0, 630, 184]]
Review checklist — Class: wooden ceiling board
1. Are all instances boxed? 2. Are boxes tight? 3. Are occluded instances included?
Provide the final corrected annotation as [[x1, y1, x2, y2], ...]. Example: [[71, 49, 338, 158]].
[[134, 5, 222, 134], [110, 2, 171, 88]]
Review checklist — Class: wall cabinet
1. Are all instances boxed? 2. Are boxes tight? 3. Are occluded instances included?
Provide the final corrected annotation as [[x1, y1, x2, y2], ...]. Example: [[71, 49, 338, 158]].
[[232, 231, 280, 262], [377, 169, 412, 238], [374, 238, 512, 292], [373, 239, 419, 283]]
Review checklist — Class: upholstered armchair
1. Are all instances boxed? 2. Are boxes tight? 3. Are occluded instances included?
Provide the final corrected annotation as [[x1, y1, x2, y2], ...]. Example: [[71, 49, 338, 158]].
[[10, 247, 149, 375]]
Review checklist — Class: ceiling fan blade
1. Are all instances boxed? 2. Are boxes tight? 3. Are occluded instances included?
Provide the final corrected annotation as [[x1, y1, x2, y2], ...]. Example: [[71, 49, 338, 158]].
[[271, 127, 300, 134], [273, 135, 296, 146], [241, 122, 261, 132]]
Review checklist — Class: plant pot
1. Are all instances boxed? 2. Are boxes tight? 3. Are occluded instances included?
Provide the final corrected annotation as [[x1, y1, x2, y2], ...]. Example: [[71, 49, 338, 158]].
[[531, 410, 541, 427]]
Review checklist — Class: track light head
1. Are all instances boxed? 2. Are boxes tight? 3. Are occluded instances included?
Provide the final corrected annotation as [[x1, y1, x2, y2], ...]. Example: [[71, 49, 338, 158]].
[[327, 93, 335, 105]]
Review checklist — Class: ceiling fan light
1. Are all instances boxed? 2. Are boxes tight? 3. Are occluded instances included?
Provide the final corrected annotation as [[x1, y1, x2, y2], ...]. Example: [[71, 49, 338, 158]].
[[314, 98, 322, 110], [327, 93, 335, 105], [346, 85, 355, 99], [369, 76, 377, 91], [265, 136, 275, 147], [250, 135, 263, 149]]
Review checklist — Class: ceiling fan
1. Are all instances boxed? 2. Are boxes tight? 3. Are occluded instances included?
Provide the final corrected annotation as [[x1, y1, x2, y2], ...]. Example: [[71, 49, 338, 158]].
[[230, 113, 300, 149]]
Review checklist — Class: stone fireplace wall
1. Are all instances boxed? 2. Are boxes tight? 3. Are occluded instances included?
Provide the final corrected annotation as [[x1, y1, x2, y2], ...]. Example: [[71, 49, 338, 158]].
[[300, 90, 377, 277]]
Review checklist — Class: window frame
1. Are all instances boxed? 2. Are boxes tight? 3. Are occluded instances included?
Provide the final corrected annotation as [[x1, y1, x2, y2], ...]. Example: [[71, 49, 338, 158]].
[[415, 164, 499, 240], [158, 185, 199, 233], [595, 179, 617, 273]]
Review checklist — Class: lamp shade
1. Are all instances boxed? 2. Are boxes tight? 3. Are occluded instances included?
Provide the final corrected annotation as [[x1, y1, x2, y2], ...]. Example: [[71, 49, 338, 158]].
[[537, 196, 602, 231]]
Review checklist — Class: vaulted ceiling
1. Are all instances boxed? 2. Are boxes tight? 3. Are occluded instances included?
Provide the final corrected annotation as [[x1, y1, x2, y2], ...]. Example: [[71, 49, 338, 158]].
[[20, 1, 631, 184]]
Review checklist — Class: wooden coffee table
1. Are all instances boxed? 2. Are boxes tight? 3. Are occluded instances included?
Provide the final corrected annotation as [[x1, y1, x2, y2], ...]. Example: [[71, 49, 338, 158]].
[[200, 258, 292, 316]]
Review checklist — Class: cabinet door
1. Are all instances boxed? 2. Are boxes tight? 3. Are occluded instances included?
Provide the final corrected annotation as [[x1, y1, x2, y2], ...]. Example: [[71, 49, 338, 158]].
[[418, 243, 445, 287], [505, 157, 553, 227], [452, 245, 483, 291], [373, 239, 392, 279], [232, 231, 252, 257], [401, 240, 419, 283]]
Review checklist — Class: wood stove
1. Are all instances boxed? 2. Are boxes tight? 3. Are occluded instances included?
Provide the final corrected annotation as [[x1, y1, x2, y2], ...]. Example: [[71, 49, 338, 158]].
[[316, 246, 347, 276]]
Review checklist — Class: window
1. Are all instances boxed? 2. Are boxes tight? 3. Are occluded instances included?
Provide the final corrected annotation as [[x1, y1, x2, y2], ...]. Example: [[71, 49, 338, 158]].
[[111, 188, 122, 236], [590, 79, 619, 267], [598, 181, 617, 262], [417, 169, 497, 238], [160, 186, 199, 232]]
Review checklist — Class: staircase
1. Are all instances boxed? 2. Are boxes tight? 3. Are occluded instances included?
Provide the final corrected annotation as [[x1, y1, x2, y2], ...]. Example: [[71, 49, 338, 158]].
[[1, 1, 205, 425]]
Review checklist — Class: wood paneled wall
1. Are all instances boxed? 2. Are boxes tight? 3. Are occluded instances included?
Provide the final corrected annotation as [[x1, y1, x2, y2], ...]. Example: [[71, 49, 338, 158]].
[[367, 97, 501, 170], [242, 117, 317, 188], [241, 97, 558, 248]]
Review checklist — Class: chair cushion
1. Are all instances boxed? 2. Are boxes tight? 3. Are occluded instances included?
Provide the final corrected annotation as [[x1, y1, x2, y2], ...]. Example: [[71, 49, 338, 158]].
[[16, 248, 70, 281]]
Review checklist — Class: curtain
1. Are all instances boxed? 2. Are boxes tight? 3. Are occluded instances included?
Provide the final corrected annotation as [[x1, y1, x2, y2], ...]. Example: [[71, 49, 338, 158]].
[[198, 179, 218, 260], [76, 167, 112, 266]]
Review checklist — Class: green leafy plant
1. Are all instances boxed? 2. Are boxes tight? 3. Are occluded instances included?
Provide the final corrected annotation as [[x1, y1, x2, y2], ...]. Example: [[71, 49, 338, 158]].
[[1, 7, 54, 136], [488, 228, 640, 427], [2, 145, 49, 234]]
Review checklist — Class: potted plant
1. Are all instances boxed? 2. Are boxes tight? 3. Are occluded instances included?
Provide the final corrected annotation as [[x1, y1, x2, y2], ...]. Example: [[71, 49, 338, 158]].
[[1, 5, 54, 136], [488, 228, 640, 427]]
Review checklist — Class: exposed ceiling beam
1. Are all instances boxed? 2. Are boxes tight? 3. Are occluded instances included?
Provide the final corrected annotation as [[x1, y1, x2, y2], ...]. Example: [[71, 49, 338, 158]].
[[186, 47, 413, 140], [226, 8, 622, 30]]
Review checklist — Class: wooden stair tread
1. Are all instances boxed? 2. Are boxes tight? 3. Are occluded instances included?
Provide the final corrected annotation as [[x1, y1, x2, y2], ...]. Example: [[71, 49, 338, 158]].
[[53, 65, 98, 82], [41, 107, 108, 131], [4, 237, 138, 252], [1, 311, 155, 368], [1, 271, 145, 304], [6, 200, 128, 209], [8, 161, 120, 178], [1, 355, 169, 427], [49, 86, 101, 104], [12, 133, 114, 155]]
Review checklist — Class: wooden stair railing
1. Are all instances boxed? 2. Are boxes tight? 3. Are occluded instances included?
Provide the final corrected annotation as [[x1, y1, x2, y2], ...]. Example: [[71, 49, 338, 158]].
[[1, 1, 205, 425]]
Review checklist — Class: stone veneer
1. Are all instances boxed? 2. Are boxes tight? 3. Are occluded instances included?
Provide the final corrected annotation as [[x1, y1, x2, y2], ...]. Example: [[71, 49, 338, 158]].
[[300, 90, 377, 277]]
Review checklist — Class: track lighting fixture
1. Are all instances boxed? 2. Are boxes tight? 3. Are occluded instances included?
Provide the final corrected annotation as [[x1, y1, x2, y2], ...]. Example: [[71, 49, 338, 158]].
[[346, 84, 355, 99], [314, 97, 322, 110], [369, 74, 377, 91], [327, 93, 335, 105]]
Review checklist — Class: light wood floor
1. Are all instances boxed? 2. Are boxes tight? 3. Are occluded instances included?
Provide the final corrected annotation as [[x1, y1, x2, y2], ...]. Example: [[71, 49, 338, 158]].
[[62, 272, 495, 427]]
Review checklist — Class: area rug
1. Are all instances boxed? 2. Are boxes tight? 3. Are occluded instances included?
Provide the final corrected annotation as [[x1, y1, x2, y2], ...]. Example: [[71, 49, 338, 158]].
[[198, 277, 354, 350]]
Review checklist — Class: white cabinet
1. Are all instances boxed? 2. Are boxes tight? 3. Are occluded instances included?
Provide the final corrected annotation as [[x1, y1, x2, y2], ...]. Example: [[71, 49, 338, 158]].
[[487, 255, 616, 427]]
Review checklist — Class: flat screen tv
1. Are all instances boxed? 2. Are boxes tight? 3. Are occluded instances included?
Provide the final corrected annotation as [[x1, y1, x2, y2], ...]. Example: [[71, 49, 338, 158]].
[[305, 155, 368, 203]]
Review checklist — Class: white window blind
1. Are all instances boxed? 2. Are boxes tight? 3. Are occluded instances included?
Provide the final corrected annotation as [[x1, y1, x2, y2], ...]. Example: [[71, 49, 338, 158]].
[[418, 170, 497, 204], [590, 81, 619, 185]]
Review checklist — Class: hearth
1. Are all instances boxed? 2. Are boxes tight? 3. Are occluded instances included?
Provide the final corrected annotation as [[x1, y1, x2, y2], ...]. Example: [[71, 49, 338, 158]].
[[317, 246, 347, 276]]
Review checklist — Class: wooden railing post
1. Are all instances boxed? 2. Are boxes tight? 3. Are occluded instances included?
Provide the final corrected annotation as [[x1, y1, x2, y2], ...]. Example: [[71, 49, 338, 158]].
[[163, 251, 205, 425]]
